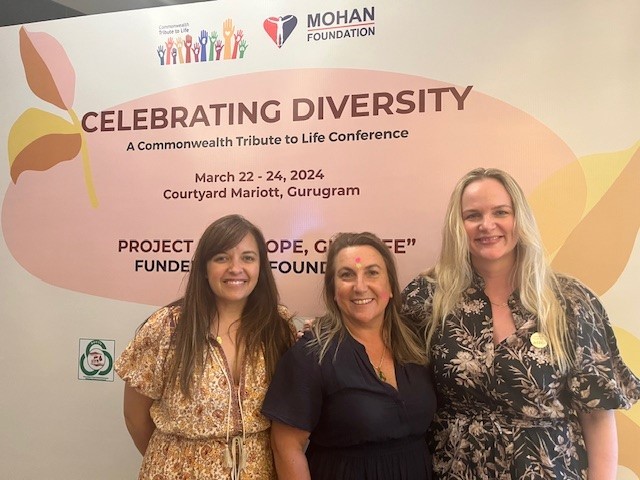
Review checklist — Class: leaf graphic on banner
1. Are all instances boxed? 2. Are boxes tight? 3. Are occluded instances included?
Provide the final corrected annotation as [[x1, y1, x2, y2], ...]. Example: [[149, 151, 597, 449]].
[[614, 326, 640, 473], [10, 27, 98, 207], [545, 142, 640, 295], [8, 108, 82, 182], [529, 162, 587, 258], [19, 26, 76, 110]]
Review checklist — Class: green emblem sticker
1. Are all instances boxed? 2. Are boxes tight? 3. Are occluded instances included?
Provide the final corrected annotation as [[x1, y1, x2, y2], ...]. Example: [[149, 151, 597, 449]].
[[78, 339, 115, 381]]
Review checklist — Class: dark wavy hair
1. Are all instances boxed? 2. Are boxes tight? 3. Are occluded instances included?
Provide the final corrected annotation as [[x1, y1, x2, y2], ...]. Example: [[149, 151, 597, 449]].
[[168, 214, 294, 396]]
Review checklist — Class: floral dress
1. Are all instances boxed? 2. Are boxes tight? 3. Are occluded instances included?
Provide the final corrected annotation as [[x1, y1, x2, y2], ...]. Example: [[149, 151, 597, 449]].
[[115, 305, 279, 480], [402, 273, 640, 480]]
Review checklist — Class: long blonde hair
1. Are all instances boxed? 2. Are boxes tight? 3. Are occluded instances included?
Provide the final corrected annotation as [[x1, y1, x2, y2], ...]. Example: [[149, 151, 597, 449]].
[[311, 232, 426, 366], [425, 168, 573, 372]]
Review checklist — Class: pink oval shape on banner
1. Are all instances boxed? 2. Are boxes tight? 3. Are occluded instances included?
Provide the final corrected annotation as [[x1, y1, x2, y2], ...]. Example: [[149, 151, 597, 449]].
[[2, 68, 576, 314]]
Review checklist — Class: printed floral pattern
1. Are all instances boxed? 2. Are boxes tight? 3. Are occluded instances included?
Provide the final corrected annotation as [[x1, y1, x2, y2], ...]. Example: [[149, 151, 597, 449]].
[[402, 274, 640, 479], [115, 305, 280, 479]]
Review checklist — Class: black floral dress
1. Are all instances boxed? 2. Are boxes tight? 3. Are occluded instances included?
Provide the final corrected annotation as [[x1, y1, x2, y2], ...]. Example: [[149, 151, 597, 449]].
[[402, 273, 640, 480]]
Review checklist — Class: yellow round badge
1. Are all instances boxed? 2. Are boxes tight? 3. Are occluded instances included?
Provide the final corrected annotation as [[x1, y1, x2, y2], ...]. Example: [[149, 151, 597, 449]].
[[530, 332, 548, 349]]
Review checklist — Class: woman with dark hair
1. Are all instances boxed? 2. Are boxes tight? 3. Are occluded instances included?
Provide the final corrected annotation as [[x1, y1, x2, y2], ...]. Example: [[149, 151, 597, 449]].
[[402, 168, 640, 479], [262, 232, 436, 479], [116, 214, 295, 479]]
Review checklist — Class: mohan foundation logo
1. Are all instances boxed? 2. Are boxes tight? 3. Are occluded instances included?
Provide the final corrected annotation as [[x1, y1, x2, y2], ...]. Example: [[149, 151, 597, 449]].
[[78, 339, 115, 381], [306, 6, 375, 42], [263, 15, 298, 48]]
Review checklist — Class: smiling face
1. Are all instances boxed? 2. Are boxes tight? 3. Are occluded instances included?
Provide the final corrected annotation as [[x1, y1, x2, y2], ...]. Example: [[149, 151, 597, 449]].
[[333, 245, 393, 330], [461, 177, 518, 271], [206, 233, 260, 309]]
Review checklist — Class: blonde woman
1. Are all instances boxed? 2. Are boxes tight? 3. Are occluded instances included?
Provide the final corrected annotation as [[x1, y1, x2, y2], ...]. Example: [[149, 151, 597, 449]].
[[402, 168, 640, 479]]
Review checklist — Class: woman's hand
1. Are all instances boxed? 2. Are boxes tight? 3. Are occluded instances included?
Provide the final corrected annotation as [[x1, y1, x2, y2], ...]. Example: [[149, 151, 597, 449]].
[[296, 318, 315, 339]]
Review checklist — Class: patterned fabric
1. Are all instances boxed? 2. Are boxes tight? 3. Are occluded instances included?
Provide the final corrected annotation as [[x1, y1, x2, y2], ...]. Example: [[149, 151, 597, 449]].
[[402, 273, 640, 480], [115, 305, 280, 479]]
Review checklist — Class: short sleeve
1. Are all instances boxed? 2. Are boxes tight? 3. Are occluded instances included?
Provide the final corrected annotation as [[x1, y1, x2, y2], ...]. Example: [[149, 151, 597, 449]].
[[565, 279, 640, 411], [261, 332, 322, 432], [401, 275, 432, 328], [114, 306, 178, 400]]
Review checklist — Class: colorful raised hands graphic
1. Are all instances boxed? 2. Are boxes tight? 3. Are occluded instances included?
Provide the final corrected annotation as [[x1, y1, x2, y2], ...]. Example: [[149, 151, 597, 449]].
[[199, 29, 208, 62], [232, 29, 244, 59], [164, 37, 174, 65], [214, 39, 224, 60], [156, 19, 248, 65], [238, 39, 248, 59], [157, 45, 165, 65], [192, 42, 201, 62], [223, 18, 234, 59], [184, 34, 193, 63], [175, 36, 185, 64], [208, 31, 218, 61]]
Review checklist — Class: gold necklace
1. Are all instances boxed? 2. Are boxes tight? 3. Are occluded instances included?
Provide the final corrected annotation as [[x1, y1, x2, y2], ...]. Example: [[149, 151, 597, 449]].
[[375, 348, 386, 382], [490, 301, 509, 308], [344, 325, 387, 381], [212, 318, 238, 346]]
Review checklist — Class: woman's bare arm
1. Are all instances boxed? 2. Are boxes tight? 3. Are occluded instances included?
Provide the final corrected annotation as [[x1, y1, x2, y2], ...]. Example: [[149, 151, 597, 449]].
[[123, 382, 155, 455]]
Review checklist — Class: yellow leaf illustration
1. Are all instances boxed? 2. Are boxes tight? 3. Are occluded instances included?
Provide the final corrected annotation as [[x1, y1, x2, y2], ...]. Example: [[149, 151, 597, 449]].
[[9, 108, 82, 183], [529, 161, 587, 258], [549, 144, 639, 295]]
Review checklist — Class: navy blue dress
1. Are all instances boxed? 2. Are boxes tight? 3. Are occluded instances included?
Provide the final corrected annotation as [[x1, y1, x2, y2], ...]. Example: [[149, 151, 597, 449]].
[[262, 330, 436, 480]]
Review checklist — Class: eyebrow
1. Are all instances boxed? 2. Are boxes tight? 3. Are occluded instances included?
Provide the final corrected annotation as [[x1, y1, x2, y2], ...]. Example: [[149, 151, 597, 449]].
[[338, 263, 381, 271], [462, 204, 512, 213], [215, 249, 258, 256]]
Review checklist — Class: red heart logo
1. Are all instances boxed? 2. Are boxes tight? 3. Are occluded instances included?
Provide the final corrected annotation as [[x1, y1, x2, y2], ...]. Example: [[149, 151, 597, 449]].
[[263, 15, 297, 48]]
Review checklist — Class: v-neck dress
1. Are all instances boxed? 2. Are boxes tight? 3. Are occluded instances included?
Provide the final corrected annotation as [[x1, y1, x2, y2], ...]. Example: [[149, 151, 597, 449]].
[[261, 330, 436, 480], [402, 273, 640, 480], [115, 305, 277, 479]]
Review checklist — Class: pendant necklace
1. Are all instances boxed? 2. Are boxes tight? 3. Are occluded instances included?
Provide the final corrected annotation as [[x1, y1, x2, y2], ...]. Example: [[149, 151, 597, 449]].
[[375, 348, 386, 382], [213, 320, 237, 346], [211, 316, 222, 345], [213, 321, 223, 345], [345, 324, 387, 382]]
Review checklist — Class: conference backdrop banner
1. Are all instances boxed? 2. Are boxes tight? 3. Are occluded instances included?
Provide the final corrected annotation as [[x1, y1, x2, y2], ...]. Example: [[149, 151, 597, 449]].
[[1, 1, 638, 478]]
